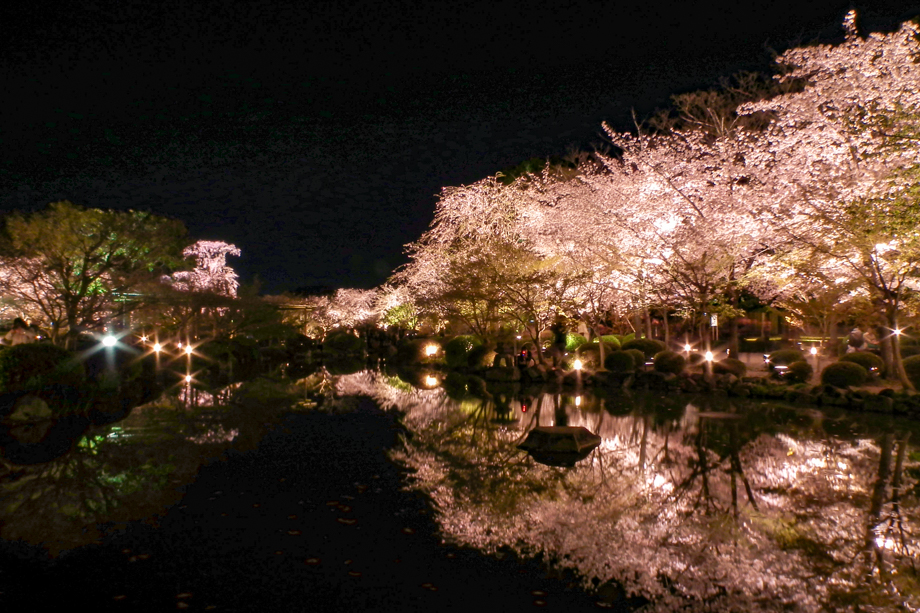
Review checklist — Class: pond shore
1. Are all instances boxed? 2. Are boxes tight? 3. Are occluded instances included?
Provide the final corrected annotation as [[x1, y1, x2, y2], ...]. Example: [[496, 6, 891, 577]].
[[1, 397, 612, 612]]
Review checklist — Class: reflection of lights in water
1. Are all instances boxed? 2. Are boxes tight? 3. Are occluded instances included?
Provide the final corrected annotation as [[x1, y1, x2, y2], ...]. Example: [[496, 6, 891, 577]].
[[425, 375, 439, 387], [186, 426, 240, 445], [425, 344, 438, 356], [140, 335, 148, 342], [684, 344, 691, 352], [575, 396, 581, 406]]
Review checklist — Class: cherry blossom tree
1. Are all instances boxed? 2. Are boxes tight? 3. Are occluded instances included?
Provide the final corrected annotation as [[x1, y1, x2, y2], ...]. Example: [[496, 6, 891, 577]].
[[739, 11, 920, 386], [169, 240, 241, 298]]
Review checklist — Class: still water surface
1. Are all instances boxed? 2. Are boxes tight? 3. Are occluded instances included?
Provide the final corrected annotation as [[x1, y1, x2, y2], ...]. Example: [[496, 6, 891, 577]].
[[3, 369, 920, 611]]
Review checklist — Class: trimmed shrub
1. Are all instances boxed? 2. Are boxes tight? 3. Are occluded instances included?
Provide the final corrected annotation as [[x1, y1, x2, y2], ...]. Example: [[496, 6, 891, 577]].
[[565, 333, 589, 352], [785, 361, 814, 384], [624, 349, 647, 369], [467, 345, 496, 370], [576, 343, 618, 369], [444, 335, 482, 369], [688, 353, 704, 365], [596, 335, 621, 349], [604, 351, 635, 373], [839, 352, 885, 378], [653, 350, 686, 375], [324, 329, 366, 355], [903, 355, 920, 390], [769, 349, 804, 366], [621, 338, 667, 359], [712, 358, 747, 377], [0, 344, 85, 394], [821, 361, 868, 388]]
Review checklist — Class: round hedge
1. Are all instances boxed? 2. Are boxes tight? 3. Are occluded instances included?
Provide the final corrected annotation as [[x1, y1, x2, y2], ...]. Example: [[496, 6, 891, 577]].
[[0, 343, 85, 394], [444, 335, 482, 369], [565, 333, 589, 352], [623, 349, 647, 369], [769, 349, 804, 366], [324, 329, 367, 355], [903, 355, 920, 389], [653, 350, 686, 375], [596, 335, 621, 349], [576, 343, 618, 369], [712, 358, 747, 377], [839, 352, 885, 378], [604, 351, 636, 373], [466, 345, 496, 369], [785, 360, 814, 384], [821, 361, 868, 388], [621, 338, 667, 359]]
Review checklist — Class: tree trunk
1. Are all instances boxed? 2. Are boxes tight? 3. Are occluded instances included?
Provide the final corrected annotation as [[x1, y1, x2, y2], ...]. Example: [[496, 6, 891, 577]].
[[662, 308, 670, 346], [885, 308, 914, 391]]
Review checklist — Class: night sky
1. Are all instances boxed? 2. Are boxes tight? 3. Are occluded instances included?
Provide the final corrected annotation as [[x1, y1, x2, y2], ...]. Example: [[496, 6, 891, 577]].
[[2, 1, 917, 294]]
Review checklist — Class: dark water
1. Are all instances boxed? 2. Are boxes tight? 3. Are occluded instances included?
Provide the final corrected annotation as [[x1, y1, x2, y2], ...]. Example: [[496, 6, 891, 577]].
[[3, 369, 920, 611]]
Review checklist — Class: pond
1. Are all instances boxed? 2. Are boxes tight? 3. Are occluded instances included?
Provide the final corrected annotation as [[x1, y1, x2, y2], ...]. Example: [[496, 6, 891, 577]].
[[2, 368, 920, 611]]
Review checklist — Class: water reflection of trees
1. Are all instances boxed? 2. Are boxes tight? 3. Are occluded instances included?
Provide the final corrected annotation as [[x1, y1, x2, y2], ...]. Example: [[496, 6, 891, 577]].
[[1, 377, 303, 555], [334, 371, 920, 612]]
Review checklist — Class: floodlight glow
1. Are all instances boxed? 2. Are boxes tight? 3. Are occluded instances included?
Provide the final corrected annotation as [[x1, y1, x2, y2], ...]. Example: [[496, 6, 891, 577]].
[[704, 351, 713, 362], [574, 359, 583, 371], [810, 347, 818, 355], [185, 375, 192, 383], [894, 328, 902, 336], [185, 345, 193, 355], [575, 395, 582, 406], [102, 336, 117, 347], [425, 344, 438, 356], [140, 335, 148, 342], [684, 344, 691, 352], [153, 343, 162, 352]]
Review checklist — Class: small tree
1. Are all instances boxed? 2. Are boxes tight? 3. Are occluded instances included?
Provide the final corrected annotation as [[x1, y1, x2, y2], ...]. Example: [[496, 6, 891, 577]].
[[0, 201, 187, 347]]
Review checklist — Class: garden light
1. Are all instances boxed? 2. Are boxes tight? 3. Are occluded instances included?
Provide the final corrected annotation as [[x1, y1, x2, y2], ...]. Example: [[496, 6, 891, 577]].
[[425, 344, 438, 356], [185, 375, 192, 383], [684, 343, 691, 352], [185, 345, 193, 355], [810, 347, 818, 356], [575, 395, 582, 406], [153, 343, 162, 352], [102, 335, 117, 347], [424, 375, 439, 387], [704, 351, 713, 362], [574, 359, 583, 371]]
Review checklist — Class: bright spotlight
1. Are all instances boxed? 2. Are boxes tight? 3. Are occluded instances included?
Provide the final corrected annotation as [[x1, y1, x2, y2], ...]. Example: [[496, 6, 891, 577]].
[[185, 375, 192, 383], [185, 345, 193, 355], [102, 336, 117, 348], [704, 351, 713, 362], [684, 343, 691, 352], [810, 347, 818, 356], [153, 343, 162, 352], [574, 359, 583, 371], [424, 344, 438, 356]]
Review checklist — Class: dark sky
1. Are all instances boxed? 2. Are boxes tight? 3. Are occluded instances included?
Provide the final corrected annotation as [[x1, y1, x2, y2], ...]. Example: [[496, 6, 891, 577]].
[[2, 1, 917, 294]]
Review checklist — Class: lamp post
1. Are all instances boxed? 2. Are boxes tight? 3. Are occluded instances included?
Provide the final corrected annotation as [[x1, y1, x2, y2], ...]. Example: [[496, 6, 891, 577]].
[[704, 350, 713, 382]]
